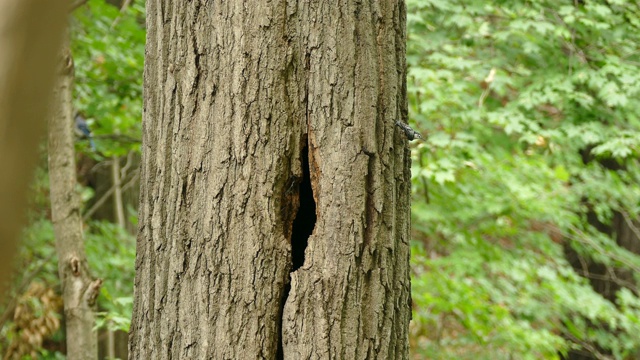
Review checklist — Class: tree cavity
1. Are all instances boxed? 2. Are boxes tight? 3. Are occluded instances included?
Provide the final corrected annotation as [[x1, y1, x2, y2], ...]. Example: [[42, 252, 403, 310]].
[[290, 144, 315, 271], [277, 143, 316, 359]]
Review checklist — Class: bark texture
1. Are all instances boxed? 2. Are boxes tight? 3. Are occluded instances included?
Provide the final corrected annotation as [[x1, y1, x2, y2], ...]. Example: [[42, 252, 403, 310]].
[[48, 43, 100, 360], [130, 1, 410, 359], [0, 0, 66, 297]]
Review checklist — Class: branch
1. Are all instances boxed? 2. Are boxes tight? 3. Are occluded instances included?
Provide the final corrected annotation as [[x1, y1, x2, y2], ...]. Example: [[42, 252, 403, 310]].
[[621, 211, 640, 242], [83, 170, 139, 221], [110, 0, 133, 29], [94, 133, 141, 144], [120, 151, 136, 180], [69, 0, 88, 12], [566, 225, 640, 274]]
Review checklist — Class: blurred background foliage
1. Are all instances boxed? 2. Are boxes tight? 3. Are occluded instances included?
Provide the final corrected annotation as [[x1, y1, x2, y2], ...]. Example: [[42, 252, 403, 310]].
[[407, 0, 640, 359], [1, 0, 142, 358], [2, 0, 640, 359]]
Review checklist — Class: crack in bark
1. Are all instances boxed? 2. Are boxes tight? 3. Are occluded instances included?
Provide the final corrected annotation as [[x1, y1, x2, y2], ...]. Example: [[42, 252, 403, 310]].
[[278, 143, 316, 359], [363, 151, 376, 249], [276, 282, 290, 360], [291, 145, 315, 272]]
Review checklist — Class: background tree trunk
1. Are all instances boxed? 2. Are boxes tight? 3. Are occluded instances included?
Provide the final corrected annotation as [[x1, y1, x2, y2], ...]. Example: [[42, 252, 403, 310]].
[[129, 1, 411, 358], [0, 0, 66, 298], [48, 38, 100, 360]]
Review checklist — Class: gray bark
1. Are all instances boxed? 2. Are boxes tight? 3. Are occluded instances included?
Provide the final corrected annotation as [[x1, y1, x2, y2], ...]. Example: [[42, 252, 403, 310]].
[[48, 40, 100, 360], [130, 1, 411, 359]]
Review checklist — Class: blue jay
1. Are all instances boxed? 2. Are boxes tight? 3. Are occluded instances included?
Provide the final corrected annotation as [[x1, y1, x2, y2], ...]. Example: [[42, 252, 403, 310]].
[[75, 114, 96, 150]]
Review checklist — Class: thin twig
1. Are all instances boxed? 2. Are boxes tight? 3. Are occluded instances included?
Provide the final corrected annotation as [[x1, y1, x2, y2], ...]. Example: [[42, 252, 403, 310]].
[[566, 225, 640, 274], [122, 171, 139, 193], [577, 254, 591, 281], [621, 211, 640, 242], [83, 170, 139, 221], [120, 151, 136, 181], [562, 331, 612, 360], [93, 133, 141, 144], [110, 0, 133, 29], [69, 0, 88, 12], [581, 272, 638, 292]]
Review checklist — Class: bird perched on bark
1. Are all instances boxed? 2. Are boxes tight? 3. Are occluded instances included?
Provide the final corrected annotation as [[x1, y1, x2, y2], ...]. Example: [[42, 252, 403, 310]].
[[395, 121, 423, 141]]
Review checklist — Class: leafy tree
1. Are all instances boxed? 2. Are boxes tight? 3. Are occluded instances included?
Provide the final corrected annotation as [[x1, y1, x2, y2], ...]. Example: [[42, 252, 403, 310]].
[[70, 0, 143, 336], [1, 1, 143, 358], [72, 0, 144, 157], [407, 1, 640, 359]]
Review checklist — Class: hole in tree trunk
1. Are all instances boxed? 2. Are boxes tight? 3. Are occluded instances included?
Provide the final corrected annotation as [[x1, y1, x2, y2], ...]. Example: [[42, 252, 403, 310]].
[[290, 145, 315, 271], [276, 144, 316, 359]]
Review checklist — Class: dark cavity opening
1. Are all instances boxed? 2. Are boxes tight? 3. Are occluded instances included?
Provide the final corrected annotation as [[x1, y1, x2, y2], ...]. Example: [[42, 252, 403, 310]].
[[277, 145, 316, 359], [290, 145, 316, 271]]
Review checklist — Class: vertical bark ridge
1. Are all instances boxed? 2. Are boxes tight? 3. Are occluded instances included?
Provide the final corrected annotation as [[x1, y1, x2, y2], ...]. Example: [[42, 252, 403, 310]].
[[132, 1, 297, 358]]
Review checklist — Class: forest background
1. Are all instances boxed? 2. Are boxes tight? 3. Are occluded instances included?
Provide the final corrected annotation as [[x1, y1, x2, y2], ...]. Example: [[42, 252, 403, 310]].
[[2, 0, 640, 359]]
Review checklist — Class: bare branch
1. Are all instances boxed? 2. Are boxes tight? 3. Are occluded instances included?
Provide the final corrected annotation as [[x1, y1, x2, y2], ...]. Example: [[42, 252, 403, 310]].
[[69, 0, 88, 12]]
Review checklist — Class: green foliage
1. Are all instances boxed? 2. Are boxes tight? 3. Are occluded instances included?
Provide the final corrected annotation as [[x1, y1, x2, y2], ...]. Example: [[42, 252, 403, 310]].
[[4, 214, 136, 348], [2, 1, 144, 357], [72, 0, 144, 157], [3, 216, 136, 355], [69, 0, 143, 333], [407, 0, 640, 358], [87, 222, 135, 332]]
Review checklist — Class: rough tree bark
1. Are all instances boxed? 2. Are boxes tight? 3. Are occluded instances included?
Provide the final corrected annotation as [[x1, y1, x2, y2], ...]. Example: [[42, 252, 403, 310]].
[[0, 0, 66, 297], [129, 1, 411, 359], [48, 38, 101, 360]]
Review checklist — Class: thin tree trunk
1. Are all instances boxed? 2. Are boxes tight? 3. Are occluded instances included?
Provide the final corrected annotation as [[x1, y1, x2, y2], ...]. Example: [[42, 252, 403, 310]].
[[130, 1, 410, 359], [108, 155, 125, 359], [0, 0, 66, 298], [112, 156, 127, 227], [48, 38, 100, 360]]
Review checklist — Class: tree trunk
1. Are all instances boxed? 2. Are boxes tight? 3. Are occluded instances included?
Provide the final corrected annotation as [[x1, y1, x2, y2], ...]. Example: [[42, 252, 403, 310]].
[[0, 0, 66, 298], [129, 1, 411, 359], [48, 39, 100, 360]]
